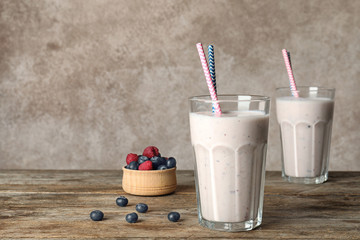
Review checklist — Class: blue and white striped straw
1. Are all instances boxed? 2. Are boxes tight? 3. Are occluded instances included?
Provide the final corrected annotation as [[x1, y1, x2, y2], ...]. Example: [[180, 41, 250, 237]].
[[287, 51, 292, 69], [208, 45, 217, 113], [208, 45, 217, 94]]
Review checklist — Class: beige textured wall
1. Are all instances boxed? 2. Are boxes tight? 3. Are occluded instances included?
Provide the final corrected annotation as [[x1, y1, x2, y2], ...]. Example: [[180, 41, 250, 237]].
[[1, 0, 359, 170]]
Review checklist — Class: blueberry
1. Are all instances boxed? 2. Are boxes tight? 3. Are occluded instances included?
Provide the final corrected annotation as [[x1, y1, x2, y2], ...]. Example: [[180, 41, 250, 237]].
[[90, 210, 104, 221], [157, 165, 167, 170], [116, 196, 128, 207], [166, 157, 176, 169], [159, 157, 167, 165], [151, 157, 166, 169], [168, 212, 180, 222], [128, 161, 139, 170], [138, 155, 149, 165], [150, 156, 163, 169], [125, 212, 138, 223], [136, 203, 148, 213]]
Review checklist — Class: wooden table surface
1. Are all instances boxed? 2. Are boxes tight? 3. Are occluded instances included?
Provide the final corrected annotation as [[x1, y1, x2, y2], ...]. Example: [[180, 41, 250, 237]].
[[0, 170, 359, 239]]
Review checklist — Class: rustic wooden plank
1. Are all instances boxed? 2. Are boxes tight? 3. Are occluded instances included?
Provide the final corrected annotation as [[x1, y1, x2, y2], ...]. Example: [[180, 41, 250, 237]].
[[0, 170, 359, 239], [1, 193, 359, 239]]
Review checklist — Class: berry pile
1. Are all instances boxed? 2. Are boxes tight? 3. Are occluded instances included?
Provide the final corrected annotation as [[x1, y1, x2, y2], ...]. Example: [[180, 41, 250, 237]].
[[90, 196, 180, 223], [125, 146, 177, 170]]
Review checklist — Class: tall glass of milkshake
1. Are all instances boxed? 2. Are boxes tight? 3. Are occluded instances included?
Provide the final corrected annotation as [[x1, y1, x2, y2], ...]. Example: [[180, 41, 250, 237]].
[[276, 86, 335, 184], [189, 94, 270, 231]]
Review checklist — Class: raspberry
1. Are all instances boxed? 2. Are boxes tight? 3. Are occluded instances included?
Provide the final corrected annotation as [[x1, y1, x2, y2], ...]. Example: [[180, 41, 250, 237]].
[[142, 146, 160, 159], [138, 160, 153, 170], [126, 153, 138, 165]]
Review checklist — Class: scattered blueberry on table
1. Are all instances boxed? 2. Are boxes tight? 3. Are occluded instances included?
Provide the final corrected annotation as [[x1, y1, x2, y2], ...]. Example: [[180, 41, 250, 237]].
[[168, 212, 180, 222], [126, 212, 138, 223], [90, 196, 183, 223], [90, 210, 104, 221], [116, 196, 128, 207], [136, 203, 148, 213]]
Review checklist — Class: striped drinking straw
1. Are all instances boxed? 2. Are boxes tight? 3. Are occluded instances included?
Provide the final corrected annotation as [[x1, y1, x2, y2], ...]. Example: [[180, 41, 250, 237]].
[[282, 49, 299, 97], [196, 43, 221, 115], [208, 45, 217, 94], [287, 51, 292, 69], [208, 45, 217, 113]]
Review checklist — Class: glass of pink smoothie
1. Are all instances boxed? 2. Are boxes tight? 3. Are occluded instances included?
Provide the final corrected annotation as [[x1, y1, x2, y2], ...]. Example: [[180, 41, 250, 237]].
[[276, 86, 335, 184], [189, 94, 270, 231]]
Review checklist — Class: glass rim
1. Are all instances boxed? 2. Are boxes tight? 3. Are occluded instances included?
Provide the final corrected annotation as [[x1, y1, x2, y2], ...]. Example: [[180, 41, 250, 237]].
[[189, 94, 270, 103], [276, 86, 335, 92]]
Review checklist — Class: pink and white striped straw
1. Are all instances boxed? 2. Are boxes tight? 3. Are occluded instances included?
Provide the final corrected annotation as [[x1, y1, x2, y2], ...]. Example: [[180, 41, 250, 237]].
[[282, 49, 299, 97], [196, 43, 222, 115]]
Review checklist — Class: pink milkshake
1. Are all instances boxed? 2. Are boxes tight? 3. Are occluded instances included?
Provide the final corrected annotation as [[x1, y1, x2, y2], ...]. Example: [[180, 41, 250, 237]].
[[276, 87, 335, 184], [189, 95, 270, 231]]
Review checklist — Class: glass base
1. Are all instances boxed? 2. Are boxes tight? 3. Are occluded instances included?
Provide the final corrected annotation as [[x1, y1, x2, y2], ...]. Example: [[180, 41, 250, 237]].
[[198, 215, 262, 232], [282, 172, 328, 184]]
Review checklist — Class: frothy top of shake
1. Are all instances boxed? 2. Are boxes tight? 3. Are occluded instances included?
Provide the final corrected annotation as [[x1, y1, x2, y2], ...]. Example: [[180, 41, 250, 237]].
[[193, 110, 268, 118], [277, 96, 333, 102], [276, 96, 334, 124]]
